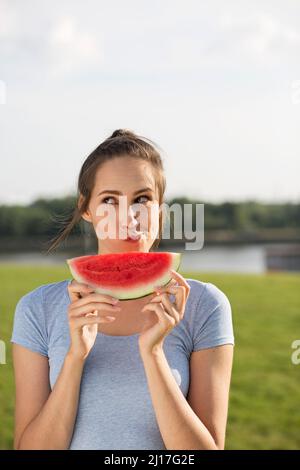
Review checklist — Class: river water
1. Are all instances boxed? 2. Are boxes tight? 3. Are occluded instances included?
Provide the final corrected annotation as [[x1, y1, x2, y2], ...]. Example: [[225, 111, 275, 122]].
[[1, 243, 297, 273]]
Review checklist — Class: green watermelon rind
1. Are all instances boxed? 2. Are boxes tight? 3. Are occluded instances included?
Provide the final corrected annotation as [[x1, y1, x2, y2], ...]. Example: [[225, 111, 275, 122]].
[[67, 252, 182, 300]]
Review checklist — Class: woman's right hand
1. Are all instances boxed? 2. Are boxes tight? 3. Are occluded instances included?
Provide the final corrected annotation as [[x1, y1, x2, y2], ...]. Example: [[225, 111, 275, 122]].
[[67, 280, 121, 360]]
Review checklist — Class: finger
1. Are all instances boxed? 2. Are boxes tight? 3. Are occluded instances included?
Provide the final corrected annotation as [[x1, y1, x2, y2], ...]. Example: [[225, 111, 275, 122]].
[[170, 270, 191, 297], [88, 309, 116, 322], [150, 293, 180, 324], [165, 278, 178, 287], [69, 279, 95, 292], [69, 314, 116, 330], [141, 302, 176, 329], [68, 280, 95, 300], [154, 278, 177, 293], [171, 285, 186, 316], [72, 293, 119, 308], [154, 285, 185, 316], [69, 302, 121, 317], [158, 270, 190, 313]]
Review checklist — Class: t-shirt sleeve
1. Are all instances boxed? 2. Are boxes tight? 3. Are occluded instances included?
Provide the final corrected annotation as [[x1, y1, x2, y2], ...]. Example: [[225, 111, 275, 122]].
[[192, 282, 235, 352], [10, 288, 48, 357]]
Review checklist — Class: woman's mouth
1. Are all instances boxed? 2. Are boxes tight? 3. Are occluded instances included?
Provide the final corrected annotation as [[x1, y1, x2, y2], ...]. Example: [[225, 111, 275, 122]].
[[125, 230, 144, 242]]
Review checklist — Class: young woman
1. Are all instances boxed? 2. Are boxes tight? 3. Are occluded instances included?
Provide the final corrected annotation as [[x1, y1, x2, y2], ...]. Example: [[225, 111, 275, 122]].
[[11, 129, 235, 450]]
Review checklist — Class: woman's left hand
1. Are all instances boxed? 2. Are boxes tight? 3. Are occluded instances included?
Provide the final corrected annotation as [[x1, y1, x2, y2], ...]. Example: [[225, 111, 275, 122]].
[[138, 270, 191, 354]]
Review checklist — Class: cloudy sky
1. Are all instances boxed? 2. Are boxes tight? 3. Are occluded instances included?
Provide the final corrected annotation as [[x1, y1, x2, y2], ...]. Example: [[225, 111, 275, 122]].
[[1, 0, 300, 204]]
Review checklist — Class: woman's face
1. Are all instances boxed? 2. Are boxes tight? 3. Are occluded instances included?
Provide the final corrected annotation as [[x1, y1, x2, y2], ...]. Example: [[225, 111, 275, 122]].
[[82, 156, 161, 254]]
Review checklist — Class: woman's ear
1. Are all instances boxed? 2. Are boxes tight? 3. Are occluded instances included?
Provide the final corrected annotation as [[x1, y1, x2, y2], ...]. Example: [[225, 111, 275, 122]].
[[81, 211, 92, 223], [78, 194, 93, 223]]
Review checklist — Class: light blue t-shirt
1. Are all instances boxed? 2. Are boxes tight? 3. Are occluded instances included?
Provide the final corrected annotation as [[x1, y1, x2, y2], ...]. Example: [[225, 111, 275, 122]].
[[10, 278, 235, 450]]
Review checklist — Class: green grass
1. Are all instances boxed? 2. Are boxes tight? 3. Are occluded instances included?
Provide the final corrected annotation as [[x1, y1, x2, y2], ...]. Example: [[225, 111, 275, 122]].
[[0, 264, 299, 449]]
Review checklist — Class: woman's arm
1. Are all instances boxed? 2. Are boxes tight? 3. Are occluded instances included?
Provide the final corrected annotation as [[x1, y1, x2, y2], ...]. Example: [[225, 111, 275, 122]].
[[186, 344, 234, 449], [13, 280, 120, 450], [140, 343, 234, 450], [13, 345, 85, 450]]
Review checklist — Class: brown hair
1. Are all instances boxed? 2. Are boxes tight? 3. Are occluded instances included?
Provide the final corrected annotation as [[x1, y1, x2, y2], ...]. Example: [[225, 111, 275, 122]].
[[46, 128, 167, 253]]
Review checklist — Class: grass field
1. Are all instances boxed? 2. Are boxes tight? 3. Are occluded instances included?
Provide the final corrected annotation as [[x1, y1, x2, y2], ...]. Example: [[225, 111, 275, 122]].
[[0, 264, 299, 450]]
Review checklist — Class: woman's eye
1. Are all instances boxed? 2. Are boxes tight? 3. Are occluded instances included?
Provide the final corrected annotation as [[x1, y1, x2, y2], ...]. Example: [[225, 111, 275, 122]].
[[136, 195, 150, 203], [102, 195, 150, 204], [102, 197, 116, 204]]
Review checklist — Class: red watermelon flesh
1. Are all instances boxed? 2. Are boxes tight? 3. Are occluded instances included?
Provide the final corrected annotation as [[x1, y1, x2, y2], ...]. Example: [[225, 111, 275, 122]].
[[67, 251, 181, 300]]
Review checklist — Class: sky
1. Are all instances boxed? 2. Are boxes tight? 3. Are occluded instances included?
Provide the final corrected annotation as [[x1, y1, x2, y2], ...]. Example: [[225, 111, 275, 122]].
[[0, 0, 300, 205]]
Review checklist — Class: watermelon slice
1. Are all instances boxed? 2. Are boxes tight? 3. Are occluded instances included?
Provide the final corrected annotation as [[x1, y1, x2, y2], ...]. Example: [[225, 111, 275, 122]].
[[66, 251, 181, 300]]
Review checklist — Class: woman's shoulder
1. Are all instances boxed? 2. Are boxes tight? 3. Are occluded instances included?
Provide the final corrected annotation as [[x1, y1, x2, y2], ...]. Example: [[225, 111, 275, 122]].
[[182, 277, 234, 351], [11, 279, 72, 356], [17, 279, 71, 307], [185, 277, 231, 309]]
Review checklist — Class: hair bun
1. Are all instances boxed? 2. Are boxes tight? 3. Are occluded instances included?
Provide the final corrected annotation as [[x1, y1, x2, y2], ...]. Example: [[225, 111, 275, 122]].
[[109, 129, 136, 139]]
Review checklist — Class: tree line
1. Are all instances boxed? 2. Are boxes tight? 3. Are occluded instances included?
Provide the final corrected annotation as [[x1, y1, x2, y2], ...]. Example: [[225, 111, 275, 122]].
[[0, 196, 299, 238]]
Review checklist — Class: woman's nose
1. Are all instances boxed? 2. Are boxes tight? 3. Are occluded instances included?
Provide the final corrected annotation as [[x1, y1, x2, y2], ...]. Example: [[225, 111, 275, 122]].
[[128, 205, 138, 226], [120, 205, 139, 232]]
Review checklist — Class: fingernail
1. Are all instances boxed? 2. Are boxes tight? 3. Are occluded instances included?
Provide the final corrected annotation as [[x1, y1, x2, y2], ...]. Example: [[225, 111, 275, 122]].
[[111, 298, 119, 304], [105, 316, 116, 321]]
